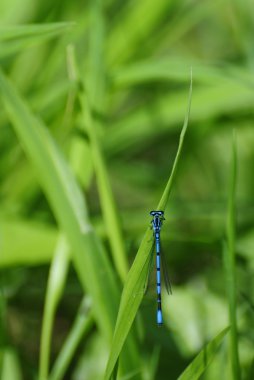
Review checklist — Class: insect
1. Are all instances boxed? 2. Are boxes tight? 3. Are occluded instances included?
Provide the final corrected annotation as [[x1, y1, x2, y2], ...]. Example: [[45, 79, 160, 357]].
[[149, 210, 172, 325]]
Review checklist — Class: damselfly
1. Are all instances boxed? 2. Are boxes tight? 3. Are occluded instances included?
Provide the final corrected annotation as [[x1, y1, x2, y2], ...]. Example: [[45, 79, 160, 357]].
[[149, 210, 172, 325]]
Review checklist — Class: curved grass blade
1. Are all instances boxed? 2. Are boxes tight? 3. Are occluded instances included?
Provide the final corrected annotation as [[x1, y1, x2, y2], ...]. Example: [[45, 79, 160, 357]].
[[79, 87, 129, 282], [0, 23, 75, 40], [39, 236, 70, 380], [104, 72, 192, 380], [66, 41, 129, 283], [157, 70, 192, 211], [0, 23, 75, 58], [223, 130, 241, 380], [1, 349, 23, 380], [49, 297, 93, 380], [177, 327, 229, 380]]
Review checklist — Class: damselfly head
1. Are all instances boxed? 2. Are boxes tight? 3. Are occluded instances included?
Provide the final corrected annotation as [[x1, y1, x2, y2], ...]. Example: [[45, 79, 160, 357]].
[[150, 210, 164, 217]]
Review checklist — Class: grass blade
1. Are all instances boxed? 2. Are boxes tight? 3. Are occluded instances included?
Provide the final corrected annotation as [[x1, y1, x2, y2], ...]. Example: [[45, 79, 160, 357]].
[[157, 70, 192, 210], [66, 35, 128, 282], [223, 130, 241, 380], [0, 23, 75, 58], [39, 236, 70, 380], [80, 87, 129, 282], [67, 36, 129, 282], [177, 327, 230, 380], [1, 349, 23, 380], [85, 0, 129, 282], [49, 297, 93, 380], [104, 73, 192, 380], [0, 23, 75, 40]]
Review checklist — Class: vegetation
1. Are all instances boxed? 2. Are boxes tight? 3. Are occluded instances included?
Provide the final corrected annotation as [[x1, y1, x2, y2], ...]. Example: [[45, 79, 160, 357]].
[[0, 1, 253, 379]]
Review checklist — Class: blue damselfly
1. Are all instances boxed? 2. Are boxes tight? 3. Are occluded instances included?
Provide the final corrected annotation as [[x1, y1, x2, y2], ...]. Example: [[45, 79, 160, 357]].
[[150, 210, 172, 325]]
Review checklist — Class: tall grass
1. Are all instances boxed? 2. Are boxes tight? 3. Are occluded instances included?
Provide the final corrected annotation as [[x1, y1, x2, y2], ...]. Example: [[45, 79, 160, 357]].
[[223, 131, 241, 380]]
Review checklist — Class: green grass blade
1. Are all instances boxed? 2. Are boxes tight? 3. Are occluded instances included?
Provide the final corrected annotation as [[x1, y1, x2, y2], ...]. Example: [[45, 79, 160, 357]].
[[104, 81, 253, 157], [1, 349, 23, 380], [0, 351, 3, 380], [79, 88, 129, 282], [111, 59, 230, 87], [158, 71, 192, 210], [177, 327, 230, 380], [106, 0, 172, 65], [82, 0, 129, 282], [223, 130, 241, 380], [0, 23, 74, 57], [67, 36, 129, 282], [39, 236, 70, 380], [67, 28, 128, 283], [49, 297, 93, 380], [88, 0, 105, 108], [104, 74, 192, 380], [0, 23, 75, 40], [0, 289, 6, 377]]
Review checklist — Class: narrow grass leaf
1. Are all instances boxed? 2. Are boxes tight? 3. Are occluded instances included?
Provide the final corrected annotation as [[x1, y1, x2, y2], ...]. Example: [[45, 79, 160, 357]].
[[87, 0, 105, 107], [223, 130, 241, 380], [104, 74, 192, 380], [66, 41, 129, 282], [68, 21, 129, 283], [0, 289, 6, 378], [157, 72, 192, 210], [1, 349, 23, 380], [111, 59, 254, 88], [111, 59, 231, 87], [0, 23, 75, 58], [0, 351, 3, 380], [106, 0, 172, 65], [177, 327, 230, 380], [39, 236, 70, 380], [78, 0, 129, 282], [0, 23, 75, 40], [80, 88, 129, 282], [49, 297, 93, 380], [88, 0, 128, 281], [104, 81, 253, 157]]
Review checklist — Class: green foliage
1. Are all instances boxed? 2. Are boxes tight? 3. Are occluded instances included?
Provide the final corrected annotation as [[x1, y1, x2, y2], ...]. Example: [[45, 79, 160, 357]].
[[49, 297, 93, 380], [177, 327, 230, 380], [0, 1, 253, 380], [39, 236, 70, 380]]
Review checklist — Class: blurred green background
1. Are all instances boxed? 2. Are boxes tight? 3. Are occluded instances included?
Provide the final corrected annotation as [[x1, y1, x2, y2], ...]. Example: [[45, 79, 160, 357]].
[[0, 0, 254, 379]]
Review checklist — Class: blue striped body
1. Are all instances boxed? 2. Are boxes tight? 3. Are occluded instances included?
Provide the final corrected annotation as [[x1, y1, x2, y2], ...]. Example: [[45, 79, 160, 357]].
[[150, 210, 165, 326]]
